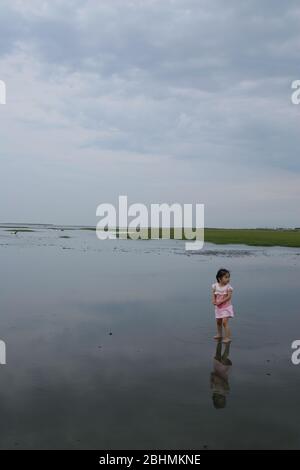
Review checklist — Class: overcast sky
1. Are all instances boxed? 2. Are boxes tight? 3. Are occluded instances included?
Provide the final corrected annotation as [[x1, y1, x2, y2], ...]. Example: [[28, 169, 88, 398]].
[[0, 0, 299, 227]]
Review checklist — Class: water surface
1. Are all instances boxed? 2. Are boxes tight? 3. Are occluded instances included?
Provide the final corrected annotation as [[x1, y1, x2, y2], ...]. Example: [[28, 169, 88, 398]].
[[0, 225, 299, 449]]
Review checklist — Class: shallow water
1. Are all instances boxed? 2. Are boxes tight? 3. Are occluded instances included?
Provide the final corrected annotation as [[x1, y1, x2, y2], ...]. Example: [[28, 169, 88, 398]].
[[0, 225, 299, 449]]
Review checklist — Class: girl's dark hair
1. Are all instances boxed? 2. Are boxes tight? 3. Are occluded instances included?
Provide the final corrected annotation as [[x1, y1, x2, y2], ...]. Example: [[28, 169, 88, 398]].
[[216, 268, 230, 282]]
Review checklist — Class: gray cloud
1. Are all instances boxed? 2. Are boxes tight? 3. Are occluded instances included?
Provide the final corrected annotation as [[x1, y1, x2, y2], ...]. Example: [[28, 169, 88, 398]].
[[0, 0, 299, 226]]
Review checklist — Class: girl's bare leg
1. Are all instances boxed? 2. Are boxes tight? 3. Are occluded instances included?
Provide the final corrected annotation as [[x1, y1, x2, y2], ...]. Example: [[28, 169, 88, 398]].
[[214, 319, 223, 339], [222, 318, 231, 343]]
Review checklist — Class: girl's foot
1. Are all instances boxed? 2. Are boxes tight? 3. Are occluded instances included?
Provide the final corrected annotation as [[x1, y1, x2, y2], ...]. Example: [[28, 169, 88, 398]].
[[213, 335, 222, 340], [222, 337, 231, 344]]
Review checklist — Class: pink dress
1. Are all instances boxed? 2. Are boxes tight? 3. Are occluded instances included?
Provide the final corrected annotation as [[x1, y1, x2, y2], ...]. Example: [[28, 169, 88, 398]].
[[212, 282, 234, 319]]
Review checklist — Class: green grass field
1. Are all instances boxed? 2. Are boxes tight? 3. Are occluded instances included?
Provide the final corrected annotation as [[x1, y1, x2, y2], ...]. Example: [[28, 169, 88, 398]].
[[204, 228, 300, 247], [94, 227, 300, 247]]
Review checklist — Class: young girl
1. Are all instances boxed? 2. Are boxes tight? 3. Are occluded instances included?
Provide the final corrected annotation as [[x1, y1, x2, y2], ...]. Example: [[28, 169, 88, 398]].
[[211, 268, 234, 343]]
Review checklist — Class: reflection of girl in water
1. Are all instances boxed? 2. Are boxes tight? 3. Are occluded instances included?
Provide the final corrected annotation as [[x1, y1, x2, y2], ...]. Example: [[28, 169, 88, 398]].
[[211, 268, 234, 343], [210, 340, 232, 409]]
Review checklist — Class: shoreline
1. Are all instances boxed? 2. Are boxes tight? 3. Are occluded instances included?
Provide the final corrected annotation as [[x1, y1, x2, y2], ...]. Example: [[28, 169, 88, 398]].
[[1, 225, 300, 248]]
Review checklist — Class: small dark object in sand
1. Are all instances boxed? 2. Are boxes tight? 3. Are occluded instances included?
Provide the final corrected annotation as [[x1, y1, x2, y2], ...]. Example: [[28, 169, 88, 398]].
[[203, 445, 208, 449], [189, 249, 254, 258], [109, 332, 112, 335], [266, 373, 271, 376]]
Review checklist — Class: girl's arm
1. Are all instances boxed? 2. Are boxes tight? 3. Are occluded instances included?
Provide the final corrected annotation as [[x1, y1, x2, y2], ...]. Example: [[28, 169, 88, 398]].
[[211, 287, 217, 305], [216, 289, 232, 306]]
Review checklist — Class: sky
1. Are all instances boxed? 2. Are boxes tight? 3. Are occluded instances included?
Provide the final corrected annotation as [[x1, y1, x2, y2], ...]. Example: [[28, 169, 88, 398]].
[[0, 0, 299, 227]]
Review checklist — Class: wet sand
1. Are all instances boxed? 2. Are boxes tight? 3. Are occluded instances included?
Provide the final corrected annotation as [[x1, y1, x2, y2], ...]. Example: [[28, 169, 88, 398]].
[[0, 225, 299, 449]]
